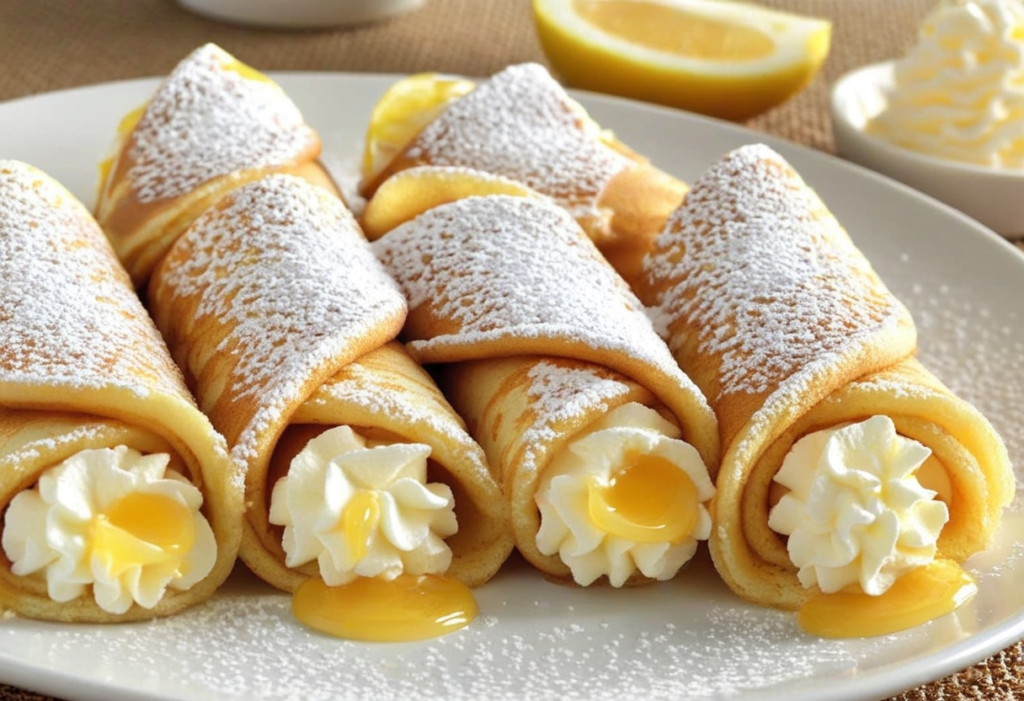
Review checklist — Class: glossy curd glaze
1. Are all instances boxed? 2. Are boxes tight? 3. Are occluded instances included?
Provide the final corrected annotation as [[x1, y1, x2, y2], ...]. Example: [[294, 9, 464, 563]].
[[269, 424, 474, 641], [768, 417, 975, 637]]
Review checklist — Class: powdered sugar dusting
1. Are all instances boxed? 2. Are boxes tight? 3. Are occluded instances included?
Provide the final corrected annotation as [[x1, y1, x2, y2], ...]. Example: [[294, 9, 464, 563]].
[[0, 160, 188, 398], [520, 360, 630, 470], [405, 63, 631, 218], [317, 362, 461, 444], [645, 144, 909, 400], [0, 424, 120, 470], [152, 174, 406, 463], [127, 44, 316, 204], [374, 195, 684, 387], [518, 361, 633, 474]]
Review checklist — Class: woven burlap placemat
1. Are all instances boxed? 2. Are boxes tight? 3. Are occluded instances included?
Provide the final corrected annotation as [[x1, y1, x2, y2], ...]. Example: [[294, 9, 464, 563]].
[[0, 1, 1022, 699]]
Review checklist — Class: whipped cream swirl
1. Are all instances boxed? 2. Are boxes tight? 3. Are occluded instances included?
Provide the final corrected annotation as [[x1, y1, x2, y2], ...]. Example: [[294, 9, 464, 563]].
[[535, 403, 714, 587], [871, 0, 1024, 167], [2, 446, 217, 614], [269, 425, 457, 585], [768, 416, 950, 596]]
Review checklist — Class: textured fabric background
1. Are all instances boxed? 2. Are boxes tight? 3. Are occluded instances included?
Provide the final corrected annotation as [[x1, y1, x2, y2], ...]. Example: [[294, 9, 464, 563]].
[[0, 0, 934, 152], [0, 1, 1022, 699]]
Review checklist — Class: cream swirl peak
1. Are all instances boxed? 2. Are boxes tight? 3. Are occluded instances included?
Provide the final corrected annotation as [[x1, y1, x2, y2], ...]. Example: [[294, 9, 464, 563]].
[[269, 426, 458, 585], [535, 403, 714, 587], [768, 416, 950, 596], [2, 446, 217, 615], [870, 0, 1024, 167]]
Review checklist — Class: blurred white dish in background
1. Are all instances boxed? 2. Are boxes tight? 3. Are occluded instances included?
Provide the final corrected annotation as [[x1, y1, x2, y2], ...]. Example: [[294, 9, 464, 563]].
[[867, 0, 1024, 169], [831, 61, 1024, 239], [176, 0, 425, 29]]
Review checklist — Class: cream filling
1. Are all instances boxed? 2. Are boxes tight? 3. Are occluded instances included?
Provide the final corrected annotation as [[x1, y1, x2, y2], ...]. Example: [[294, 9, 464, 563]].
[[535, 403, 714, 587], [2, 446, 216, 614], [268, 425, 457, 586], [768, 415, 950, 596], [870, 0, 1024, 167]]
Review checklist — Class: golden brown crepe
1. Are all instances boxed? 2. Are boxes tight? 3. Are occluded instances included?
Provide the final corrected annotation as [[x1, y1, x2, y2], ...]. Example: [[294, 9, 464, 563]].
[[147, 173, 513, 591], [369, 181, 719, 584], [358, 63, 686, 288], [94, 43, 336, 286], [639, 144, 1014, 610], [0, 160, 243, 622]]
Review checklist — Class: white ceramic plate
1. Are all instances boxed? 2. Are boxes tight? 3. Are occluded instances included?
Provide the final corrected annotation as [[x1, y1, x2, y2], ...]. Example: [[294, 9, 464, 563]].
[[1, 73, 1023, 701]]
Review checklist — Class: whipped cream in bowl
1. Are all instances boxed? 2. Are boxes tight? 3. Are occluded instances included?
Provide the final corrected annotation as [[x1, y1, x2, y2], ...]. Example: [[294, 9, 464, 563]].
[[830, 0, 1024, 237]]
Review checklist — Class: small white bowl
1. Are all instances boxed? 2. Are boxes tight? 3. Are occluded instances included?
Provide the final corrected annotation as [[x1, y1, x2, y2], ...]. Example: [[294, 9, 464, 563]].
[[831, 60, 1024, 238], [176, 0, 425, 29]]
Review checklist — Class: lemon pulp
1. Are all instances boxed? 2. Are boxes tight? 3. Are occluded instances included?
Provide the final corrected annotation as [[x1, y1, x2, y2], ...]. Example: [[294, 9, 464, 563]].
[[361, 73, 475, 185], [573, 0, 775, 61], [532, 0, 832, 121]]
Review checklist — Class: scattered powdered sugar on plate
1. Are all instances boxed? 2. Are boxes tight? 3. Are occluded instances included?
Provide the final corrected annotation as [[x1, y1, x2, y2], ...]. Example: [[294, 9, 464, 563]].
[[897, 275, 1024, 569], [320, 150, 366, 217], [0, 556, 957, 701], [906, 281, 1024, 469], [126, 43, 317, 204], [404, 63, 631, 219]]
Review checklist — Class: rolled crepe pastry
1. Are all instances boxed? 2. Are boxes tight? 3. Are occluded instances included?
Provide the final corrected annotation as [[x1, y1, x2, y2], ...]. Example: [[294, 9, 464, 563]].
[[94, 42, 336, 286], [0, 160, 243, 622], [146, 173, 513, 599], [640, 144, 1014, 635], [358, 63, 686, 288], [367, 168, 719, 587]]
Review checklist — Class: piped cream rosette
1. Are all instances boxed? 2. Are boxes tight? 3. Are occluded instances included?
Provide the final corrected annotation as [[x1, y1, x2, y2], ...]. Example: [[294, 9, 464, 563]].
[[357, 63, 687, 288], [0, 161, 243, 622], [147, 173, 513, 592], [365, 167, 719, 587], [94, 43, 337, 286], [640, 144, 1014, 615]]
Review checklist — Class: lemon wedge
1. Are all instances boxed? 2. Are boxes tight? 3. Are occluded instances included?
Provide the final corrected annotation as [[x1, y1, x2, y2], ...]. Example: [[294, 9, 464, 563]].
[[362, 73, 476, 184], [532, 0, 832, 121]]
